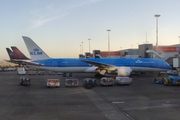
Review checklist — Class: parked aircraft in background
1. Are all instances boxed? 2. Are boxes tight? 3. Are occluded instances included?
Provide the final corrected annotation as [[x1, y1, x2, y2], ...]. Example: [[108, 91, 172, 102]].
[[5, 47, 30, 65], [11, 46, 30, 60], [22, 36, 172, 77], [6, 48, 15, 60]]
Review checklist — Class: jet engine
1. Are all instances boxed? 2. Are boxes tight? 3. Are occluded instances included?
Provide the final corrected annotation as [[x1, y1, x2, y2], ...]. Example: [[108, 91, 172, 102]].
[[116, 67, 132, 77]]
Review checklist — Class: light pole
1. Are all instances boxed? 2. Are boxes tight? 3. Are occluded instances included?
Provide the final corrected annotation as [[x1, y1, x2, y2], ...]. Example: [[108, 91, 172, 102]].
[[81, 42, 83, 54], [179, 36, 180, 44], [80, 45, 81, 54], [88, 38, 91, 53], [107, 29, 111, 58], [154, 14, 161, 52]]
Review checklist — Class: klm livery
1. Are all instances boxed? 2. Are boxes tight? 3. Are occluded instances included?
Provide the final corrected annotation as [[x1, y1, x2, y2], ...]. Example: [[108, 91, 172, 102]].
[[22, 36, 172, 77], [30, 48, 43, 55]]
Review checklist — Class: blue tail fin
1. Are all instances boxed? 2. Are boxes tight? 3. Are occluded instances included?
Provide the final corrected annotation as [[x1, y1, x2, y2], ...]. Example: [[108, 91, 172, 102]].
[[6, 48, 15, 59]]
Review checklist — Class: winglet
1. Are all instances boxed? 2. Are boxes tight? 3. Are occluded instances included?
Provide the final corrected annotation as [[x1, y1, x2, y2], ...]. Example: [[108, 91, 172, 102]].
[[22, 36, 50, 60]]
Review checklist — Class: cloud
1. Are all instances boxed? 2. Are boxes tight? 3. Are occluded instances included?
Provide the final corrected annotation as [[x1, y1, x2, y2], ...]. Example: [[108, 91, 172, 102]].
[[31, 17, 54, 28], [29, 0, 103, 29], [30, 13, 71, 29]]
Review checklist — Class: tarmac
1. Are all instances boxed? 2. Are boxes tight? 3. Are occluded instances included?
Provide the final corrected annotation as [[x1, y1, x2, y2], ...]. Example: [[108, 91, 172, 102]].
[[0, 71, 180, 120]]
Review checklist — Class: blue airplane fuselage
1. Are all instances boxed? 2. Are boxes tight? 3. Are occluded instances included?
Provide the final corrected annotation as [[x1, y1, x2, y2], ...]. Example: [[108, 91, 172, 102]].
[[31, 58, 171, 73]]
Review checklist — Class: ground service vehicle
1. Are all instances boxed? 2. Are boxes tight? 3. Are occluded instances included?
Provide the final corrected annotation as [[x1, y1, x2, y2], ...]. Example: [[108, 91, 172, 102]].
[[28, 71, 36, 75], [20, 77, 30, 86], [65, 79, 79, 87], [100, 77, 114, 86], [154, 76, 180, 85], [63, 73, 72, 77], [153, 77, 164, 84], [167, 70, 178, 75], [17, 67, 26, 75], [47, 79, 60, 88], [83, 78, 97, 89], [48, 71, 55, 75], [38, 71, 45, 75], [116, 77, 132, 85], [163, 76, 180, 86]]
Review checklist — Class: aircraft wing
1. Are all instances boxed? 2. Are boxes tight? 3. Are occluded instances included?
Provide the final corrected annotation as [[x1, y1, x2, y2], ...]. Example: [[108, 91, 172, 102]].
[[20, 60, 43, 66], [80, 59, 114, 68], [6, 59, 43, 66], [17, 60, 43, 66]]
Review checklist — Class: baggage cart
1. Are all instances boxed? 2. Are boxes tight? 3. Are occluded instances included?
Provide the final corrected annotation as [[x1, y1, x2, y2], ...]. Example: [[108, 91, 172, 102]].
[[116, 77, 132, 85], [48, 71, 55, 75], [100, 77, 114, 86], [65, 79, 79, 87], [83, 78, 97, 89], [47, 79, 60, 88], [20, 77, 30, 86], [38, 71, 45, 75], [28, 71, 36, 75]]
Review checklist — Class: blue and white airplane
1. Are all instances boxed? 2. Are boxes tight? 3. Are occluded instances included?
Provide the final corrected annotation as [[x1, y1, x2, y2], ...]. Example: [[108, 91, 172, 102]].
[[22, 36, 172, 77]]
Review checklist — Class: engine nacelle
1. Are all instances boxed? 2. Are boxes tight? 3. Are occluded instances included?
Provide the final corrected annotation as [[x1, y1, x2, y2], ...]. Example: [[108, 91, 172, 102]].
[[116, 67, 132, 77]]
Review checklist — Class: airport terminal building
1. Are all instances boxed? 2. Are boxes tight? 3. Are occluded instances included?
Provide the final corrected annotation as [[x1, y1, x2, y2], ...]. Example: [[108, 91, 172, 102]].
[[79, 44, 180, 66]]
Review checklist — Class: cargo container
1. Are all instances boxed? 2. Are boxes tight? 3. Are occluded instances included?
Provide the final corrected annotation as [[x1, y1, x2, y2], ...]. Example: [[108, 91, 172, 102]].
[[38, 71, 45, 75], [48, 71, 55, 75], [65, 79, 79, 87], [83, 78, 97, 89], [28, 71, 36, 75], [100, 77, 114, 86], [47, 79, 60, 88], [20, 77, 30, 86], [116, 77, 132, 85]]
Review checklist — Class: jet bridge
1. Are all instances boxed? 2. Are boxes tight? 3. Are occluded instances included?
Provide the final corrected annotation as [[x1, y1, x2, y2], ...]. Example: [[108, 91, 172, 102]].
[[173, 58, 180, 76], [146, 50, 163, 59]]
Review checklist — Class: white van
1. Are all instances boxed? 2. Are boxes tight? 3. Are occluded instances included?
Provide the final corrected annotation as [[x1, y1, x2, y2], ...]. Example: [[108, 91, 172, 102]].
[[17, 67, 26, 75]]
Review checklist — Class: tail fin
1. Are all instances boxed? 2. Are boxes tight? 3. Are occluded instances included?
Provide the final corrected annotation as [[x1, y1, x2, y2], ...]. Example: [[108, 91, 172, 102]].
[[11, 46, 30, 60], [22, 36, 50, 60], [6, 48, 15, 59]]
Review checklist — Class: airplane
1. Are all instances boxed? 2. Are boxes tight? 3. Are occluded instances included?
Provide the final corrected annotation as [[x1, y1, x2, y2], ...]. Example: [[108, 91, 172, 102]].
[[6, 48, 16, 60], [21, 36, 172, 77], [5, 47, 30, 65], [11, 46, 30, 60]]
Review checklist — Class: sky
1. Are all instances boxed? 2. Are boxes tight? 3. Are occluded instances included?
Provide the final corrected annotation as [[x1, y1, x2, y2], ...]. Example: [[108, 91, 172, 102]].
[[1, 0, 180, 63]]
